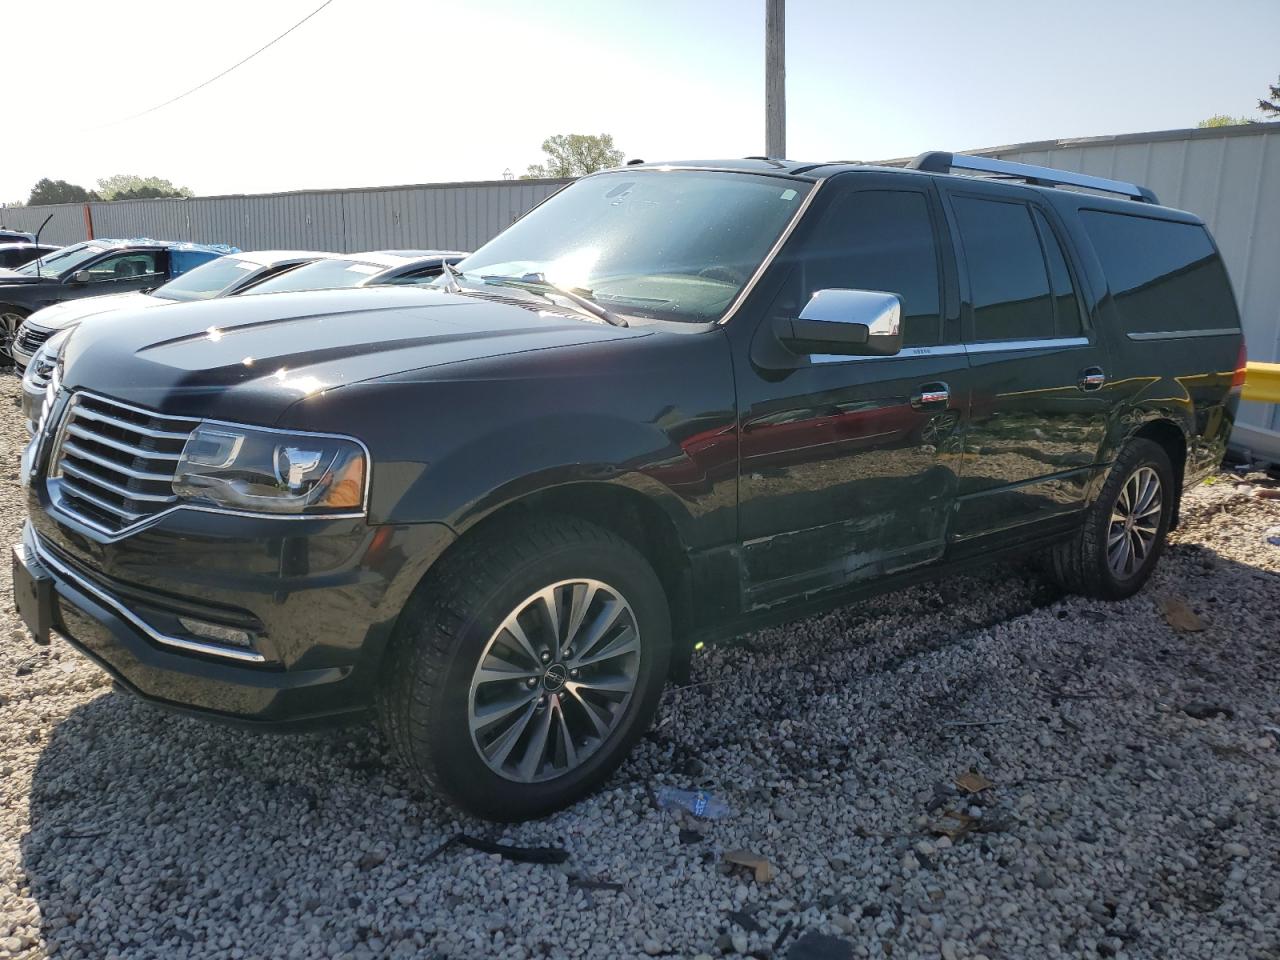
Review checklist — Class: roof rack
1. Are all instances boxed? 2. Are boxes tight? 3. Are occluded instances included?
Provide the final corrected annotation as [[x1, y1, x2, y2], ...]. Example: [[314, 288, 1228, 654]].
[[908, 151, 1160, 204]]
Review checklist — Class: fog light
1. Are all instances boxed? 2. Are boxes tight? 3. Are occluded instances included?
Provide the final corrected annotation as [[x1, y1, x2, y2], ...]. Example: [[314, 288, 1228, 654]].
[[178, 617, 254, 648]]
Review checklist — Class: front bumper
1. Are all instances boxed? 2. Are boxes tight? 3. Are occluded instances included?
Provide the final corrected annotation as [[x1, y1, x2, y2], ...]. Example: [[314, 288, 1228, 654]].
[[18, 504, 456, 728]]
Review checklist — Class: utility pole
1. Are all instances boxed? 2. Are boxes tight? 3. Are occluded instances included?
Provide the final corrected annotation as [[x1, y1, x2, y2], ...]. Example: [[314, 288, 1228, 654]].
[[765, 0, 786, 158]]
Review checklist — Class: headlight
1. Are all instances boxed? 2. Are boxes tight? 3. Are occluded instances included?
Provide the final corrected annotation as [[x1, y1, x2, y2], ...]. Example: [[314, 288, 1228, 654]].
[[173, 424, 367, 515], [24, 330, 71, 437]]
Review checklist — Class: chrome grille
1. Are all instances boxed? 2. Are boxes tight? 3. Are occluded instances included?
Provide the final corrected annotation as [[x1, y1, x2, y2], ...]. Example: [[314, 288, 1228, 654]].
[[16, 324, 52, 356], [49, 393, 198, 533]]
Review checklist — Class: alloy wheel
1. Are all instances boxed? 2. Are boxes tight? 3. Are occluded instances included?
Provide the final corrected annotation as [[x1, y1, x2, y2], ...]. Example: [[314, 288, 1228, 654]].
[[467, 578, 642, 783], [0, 312, 23, 364], [1107, 465, 1162, 579]]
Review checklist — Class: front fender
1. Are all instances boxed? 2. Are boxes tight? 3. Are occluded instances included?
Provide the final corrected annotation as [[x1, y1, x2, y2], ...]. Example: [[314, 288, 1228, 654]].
[[277, 330, 739, 552]]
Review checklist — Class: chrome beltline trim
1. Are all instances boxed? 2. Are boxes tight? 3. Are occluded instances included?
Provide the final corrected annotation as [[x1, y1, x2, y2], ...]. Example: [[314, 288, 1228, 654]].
[[30, 534, 267, 664], [811, 338, 1090, 365], [717, 178, 825, 326], [1127, 328, 1240, 341], [964, 337, 1090, 354], [812, 344, 967, 364]]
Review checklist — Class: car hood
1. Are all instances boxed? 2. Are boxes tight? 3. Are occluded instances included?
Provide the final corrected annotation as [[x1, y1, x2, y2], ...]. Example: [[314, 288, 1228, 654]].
[[60, 286, 651, 424], [26, 291, 162, 332]]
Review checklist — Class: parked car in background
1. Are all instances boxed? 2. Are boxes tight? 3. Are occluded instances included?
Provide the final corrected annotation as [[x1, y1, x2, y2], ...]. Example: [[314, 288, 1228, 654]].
[[245, 250, 467, 295], [0, 239, 236, 365], [0, 244, 59, 271], [14, 154, 1244, 820], [12, 249, 334, 374], [15, 250, 337, 430], [0, 228, 36, 244]]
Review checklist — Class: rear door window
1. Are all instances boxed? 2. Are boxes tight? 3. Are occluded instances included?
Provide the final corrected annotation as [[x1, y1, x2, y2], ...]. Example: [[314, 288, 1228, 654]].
[[1079, 211, 1239, 334], [1032, 209, 1083, 337], [952, 196, 1054, 342]]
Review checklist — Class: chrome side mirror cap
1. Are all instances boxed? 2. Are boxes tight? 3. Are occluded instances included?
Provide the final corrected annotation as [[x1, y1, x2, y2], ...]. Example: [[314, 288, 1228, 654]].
[[778, 288, 904, 357]]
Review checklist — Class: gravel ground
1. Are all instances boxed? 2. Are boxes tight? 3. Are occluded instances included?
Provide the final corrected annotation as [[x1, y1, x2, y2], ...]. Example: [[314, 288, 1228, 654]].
[[1, 372, 1278, 960]]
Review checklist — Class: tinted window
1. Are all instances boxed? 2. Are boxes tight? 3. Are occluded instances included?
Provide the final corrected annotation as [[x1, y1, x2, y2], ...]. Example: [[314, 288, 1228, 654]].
[[1079, 211, 1239, 334], [1033, 209, 1083, 337], [953, 197, 1054, 341], [84, 251, 162, 282], [789, 189, 943, 346]]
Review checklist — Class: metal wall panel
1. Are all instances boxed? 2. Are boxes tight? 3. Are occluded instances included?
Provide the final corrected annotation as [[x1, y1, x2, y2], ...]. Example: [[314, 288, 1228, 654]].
[[0, 203, 88, 245], [0, 178, 570, 256], [987, 125, 1280, 437]]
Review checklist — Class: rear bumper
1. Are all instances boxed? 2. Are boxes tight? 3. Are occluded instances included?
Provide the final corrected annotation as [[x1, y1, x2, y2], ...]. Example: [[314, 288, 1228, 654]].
[[19, 507, 455, 728]]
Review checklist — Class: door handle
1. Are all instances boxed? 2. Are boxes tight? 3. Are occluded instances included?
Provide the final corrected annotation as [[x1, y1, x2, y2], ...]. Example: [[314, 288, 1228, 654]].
[[1078, 367, 1106, 391], [911, 382, 950, 409]]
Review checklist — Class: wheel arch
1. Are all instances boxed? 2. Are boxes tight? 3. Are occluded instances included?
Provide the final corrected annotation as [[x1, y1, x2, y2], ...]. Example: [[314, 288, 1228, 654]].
[[1127, 417, 1188, 527], [391, 479, 698, 680]]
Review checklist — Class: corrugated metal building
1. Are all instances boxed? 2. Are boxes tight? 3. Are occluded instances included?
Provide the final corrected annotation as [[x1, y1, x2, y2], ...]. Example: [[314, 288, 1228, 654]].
[[2, 124, 1277, 449], [977, 123, 1280, 456], [0, 177, 571, 254]]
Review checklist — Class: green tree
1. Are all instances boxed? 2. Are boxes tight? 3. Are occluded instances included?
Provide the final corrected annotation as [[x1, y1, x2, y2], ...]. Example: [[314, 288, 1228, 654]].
[[522, 134, 624, 179], [27, 178, 99, 205], [96, 174, 193, 201], [1260, 74, 1280, 119], [1198, 114, 1251, 128]]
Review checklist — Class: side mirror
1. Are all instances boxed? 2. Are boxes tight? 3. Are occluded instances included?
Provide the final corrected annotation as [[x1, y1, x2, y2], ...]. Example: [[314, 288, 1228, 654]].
[[777, 289, 903, 357], [70, 270, 92, 284]]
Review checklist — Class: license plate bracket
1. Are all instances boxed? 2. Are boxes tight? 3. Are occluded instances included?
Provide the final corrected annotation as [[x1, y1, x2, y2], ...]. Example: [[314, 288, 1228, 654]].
[[12, 543, 53, 645]]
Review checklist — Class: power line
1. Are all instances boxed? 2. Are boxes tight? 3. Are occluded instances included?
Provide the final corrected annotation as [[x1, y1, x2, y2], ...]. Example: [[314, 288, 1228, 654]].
[[99, 0, 339, 128]]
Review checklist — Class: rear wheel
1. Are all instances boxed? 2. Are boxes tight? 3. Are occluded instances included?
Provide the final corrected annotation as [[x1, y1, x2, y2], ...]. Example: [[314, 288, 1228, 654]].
[[379, 515, 671, 821], [0, 306, 29, 367], [1050, 437, 1175, 600]]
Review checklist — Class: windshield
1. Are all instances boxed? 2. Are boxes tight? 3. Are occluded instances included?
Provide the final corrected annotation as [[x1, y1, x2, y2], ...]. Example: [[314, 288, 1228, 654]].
[[152, 256, 263, 302], [452, 170, 811, 324], [247, 258, 385, 294], [15, 242, 110, 278]]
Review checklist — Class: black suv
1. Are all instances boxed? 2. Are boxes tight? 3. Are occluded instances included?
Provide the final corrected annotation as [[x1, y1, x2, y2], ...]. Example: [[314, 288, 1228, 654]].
[[14, 154, 1245, 820]]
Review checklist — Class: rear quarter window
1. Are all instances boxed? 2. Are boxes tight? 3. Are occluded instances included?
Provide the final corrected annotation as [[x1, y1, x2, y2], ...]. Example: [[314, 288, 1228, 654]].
[[1079, 211, 1239, 334]]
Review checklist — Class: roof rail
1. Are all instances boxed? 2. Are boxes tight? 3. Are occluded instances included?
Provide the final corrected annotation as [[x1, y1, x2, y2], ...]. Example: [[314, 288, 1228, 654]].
[[907, 151, 1160, 204]]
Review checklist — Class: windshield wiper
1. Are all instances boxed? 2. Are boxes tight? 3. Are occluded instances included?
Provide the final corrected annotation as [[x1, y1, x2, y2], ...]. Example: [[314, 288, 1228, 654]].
[[439, 259, 463, 294], [481, 272, 628, 328]]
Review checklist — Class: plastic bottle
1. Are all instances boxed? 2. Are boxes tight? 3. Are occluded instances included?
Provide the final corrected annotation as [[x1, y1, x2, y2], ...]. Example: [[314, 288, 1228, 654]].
[[653, 786, 732, 820]]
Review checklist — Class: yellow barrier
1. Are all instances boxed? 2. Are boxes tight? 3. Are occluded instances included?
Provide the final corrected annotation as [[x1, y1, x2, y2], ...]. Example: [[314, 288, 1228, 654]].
[[1244, 362, 1280, 404]]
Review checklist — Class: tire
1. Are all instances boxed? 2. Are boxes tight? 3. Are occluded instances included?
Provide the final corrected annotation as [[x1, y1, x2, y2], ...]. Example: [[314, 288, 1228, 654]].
[[0, 306, 29, 367], [378, 515, 671, 821], [1050, 437, 1175, 600]]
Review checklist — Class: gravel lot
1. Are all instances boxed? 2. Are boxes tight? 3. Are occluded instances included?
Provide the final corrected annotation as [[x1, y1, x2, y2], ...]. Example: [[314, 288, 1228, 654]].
[[1, 372, 1278, 960]]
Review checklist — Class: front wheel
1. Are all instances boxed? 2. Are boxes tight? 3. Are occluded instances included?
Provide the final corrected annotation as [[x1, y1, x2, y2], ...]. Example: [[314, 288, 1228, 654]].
[[0, 307, 29, 367], [379, 515, 671, 820], [1049, 437, 1175, 600]]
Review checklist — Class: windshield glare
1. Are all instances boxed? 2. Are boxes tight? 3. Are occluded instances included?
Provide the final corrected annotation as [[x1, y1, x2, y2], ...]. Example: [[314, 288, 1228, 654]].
[[248, 258, 384, 295], [452, 171, 811, 323], [152, 256, 261, 302], [15, 242, 109, 277]]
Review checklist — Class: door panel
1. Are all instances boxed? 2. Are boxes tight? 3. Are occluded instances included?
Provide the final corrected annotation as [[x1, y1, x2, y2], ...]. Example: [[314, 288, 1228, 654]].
[[739, 351, 968, 608], [954, 340, 1110, 539], [734, 176, 968, 610], [941, 186, 1112, 541]]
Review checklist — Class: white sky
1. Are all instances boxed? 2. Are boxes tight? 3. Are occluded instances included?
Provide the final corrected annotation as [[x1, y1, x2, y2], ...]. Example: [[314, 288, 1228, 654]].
[[2, 0, 1275, 203]]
